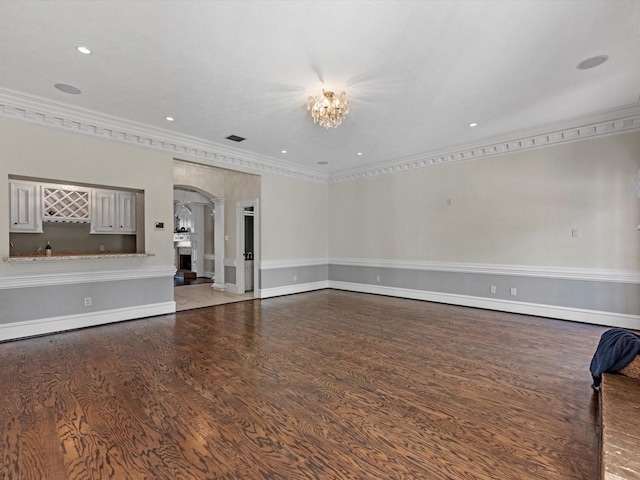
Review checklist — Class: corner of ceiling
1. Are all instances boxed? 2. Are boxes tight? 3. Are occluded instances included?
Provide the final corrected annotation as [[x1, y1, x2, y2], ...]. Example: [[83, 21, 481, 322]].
[[328, 102, 640, 185], [2, 86, 640, 187], [0, 86, 331, 185]]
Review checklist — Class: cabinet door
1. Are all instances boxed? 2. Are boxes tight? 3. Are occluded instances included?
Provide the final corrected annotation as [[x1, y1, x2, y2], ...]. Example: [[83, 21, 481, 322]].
[[90, 190, 117, 233], [117, 192, 136, 234], [9, 181, 43, 233]]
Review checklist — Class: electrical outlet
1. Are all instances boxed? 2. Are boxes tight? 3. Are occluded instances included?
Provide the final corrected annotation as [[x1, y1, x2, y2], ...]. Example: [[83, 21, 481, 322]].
[[490, 285, 496, 294], [84, 297, 92, 307], [99, 245, 105, 252], [293, 275, 297, 282], [376, 275, 381, 282], [572, 228, 580, 238], [510, 288, 517, 296]]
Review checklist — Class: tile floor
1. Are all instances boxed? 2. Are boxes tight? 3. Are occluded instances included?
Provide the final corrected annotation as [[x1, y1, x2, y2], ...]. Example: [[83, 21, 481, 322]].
[[174, 283, 255, 311]]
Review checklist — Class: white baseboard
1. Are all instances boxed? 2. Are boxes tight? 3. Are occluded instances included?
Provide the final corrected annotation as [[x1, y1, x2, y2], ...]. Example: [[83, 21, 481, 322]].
[[0, 301, 176, 342], [260, 280, 329, 299], [329, 281, 640, 329]]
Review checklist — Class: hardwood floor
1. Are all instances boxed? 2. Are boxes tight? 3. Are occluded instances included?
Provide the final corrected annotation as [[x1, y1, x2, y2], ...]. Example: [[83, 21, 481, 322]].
[[0, 290, 606, 479]]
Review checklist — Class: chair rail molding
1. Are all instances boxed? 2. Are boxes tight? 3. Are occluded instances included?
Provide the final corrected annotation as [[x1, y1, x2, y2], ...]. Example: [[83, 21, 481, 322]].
[[0, 264, 176, 289]]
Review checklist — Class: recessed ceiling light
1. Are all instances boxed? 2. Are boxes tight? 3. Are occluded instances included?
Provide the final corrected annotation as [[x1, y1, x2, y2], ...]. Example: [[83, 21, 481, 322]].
[[54, 83, 81, 95], [469, 122, 478, 127], [356, 152, 363, 156], [165, 116, 174, 122], [76, 46, 92, 55], [577, 55, 608, 70], [318, 161, 328, 165], [281, 150, 287, 154]]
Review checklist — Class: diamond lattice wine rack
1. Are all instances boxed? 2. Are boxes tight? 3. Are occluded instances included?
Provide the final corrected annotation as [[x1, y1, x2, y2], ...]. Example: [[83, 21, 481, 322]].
[[43, 187, 90, 223]]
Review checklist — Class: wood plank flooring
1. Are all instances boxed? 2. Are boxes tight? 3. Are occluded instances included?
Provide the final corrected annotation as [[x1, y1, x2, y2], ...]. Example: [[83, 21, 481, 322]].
[[0, 290, 606, 479]]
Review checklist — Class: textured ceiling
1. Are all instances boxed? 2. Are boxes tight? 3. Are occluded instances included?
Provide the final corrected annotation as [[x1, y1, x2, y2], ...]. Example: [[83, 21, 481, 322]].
[[1, 0, 639, 175]]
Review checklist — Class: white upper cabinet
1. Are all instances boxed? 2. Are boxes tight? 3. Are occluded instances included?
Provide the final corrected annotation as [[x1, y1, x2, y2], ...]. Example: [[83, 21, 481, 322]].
[[117, 191, 137, 234], [90, 189, 136, 234], [8, 179, 138, 235], [9, 181, 43, 233]]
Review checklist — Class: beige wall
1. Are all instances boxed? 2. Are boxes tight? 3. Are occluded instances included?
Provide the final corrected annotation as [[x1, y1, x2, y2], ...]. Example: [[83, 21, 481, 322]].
[[0, 119, 175, 269], [261, 173, 328, 261], [173, 160, 225, 196], [223, 169, 260, 259], [4, 118, 639, 275], [173, 159, 260, 259], [329, 131, 640, 270]]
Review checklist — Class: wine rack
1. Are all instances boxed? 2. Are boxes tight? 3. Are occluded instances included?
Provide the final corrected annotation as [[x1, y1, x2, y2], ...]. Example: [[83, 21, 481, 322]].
[[43, 187, 90, 223]]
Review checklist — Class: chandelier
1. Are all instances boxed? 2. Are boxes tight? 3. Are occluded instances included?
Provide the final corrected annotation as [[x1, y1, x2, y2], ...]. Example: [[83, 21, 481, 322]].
[[307, 90, 350, 129]]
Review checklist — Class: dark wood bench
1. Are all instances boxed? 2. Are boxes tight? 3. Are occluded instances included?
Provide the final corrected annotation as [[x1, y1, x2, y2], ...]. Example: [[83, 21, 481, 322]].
[[599, 373, 640, 480]]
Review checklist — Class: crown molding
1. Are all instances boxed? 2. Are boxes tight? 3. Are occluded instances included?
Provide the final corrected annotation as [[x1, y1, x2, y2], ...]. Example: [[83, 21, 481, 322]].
[[2, 86, 640, 186], [0, 87, 328, 184], [329, 103, 640, 184]]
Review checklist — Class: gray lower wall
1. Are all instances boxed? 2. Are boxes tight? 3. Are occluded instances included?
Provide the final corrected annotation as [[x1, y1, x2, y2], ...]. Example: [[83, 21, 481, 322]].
[[261, 264, 329, 289], [0, 276, 173, 324], [225, 266, 236, 285], [329, 264, 640, 316]]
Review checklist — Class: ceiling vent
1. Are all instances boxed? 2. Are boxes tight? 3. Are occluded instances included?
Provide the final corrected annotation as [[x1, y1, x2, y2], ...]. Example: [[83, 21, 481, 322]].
[[225, 135, 246, 142]]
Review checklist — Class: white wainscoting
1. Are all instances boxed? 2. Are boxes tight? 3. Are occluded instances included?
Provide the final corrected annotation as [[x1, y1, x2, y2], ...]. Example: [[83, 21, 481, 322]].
[[329, 258, 640, 284], [257, 257, 640, 328], [329, 281, 640, 330], [0, 301, 176, 341], [259, 280, 329, 299]]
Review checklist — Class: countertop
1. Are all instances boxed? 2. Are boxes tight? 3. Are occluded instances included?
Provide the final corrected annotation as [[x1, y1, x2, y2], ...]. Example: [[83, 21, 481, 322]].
[[3, 253, 154, 262]]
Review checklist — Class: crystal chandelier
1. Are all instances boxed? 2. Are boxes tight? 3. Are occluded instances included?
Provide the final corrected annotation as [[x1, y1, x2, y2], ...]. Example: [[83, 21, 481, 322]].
[[307, 90, 350, 129]]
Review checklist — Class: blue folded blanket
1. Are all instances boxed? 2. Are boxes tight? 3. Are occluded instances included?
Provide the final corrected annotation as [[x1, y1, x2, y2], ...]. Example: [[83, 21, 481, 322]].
[[590, 328, 640, 388]]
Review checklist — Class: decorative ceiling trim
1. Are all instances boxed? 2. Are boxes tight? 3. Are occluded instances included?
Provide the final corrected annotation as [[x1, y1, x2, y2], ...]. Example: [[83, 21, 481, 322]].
[[329, 107, 640, 184], [1, 87, 640, 186], [0, 87, 328, 184]]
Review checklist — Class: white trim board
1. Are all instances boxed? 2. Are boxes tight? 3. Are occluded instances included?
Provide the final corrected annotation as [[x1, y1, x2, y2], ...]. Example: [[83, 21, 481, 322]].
[[0, 264, 177, 290], [328, 281, 640, 330], [260, 258, 329, 269], [329, 258, 640, 284], [0, 301, 176, 342]]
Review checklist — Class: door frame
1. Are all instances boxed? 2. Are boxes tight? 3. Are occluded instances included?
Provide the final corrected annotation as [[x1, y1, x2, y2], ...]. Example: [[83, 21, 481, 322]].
[[235, 198, 260, 296]]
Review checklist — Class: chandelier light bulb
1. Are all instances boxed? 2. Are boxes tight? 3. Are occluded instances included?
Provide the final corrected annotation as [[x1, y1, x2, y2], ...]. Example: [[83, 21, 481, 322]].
[[307, 89, 349, 129]]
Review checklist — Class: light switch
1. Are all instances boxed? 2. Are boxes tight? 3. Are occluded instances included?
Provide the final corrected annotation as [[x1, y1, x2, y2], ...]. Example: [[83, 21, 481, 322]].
[[571, 228, 580, 238]]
